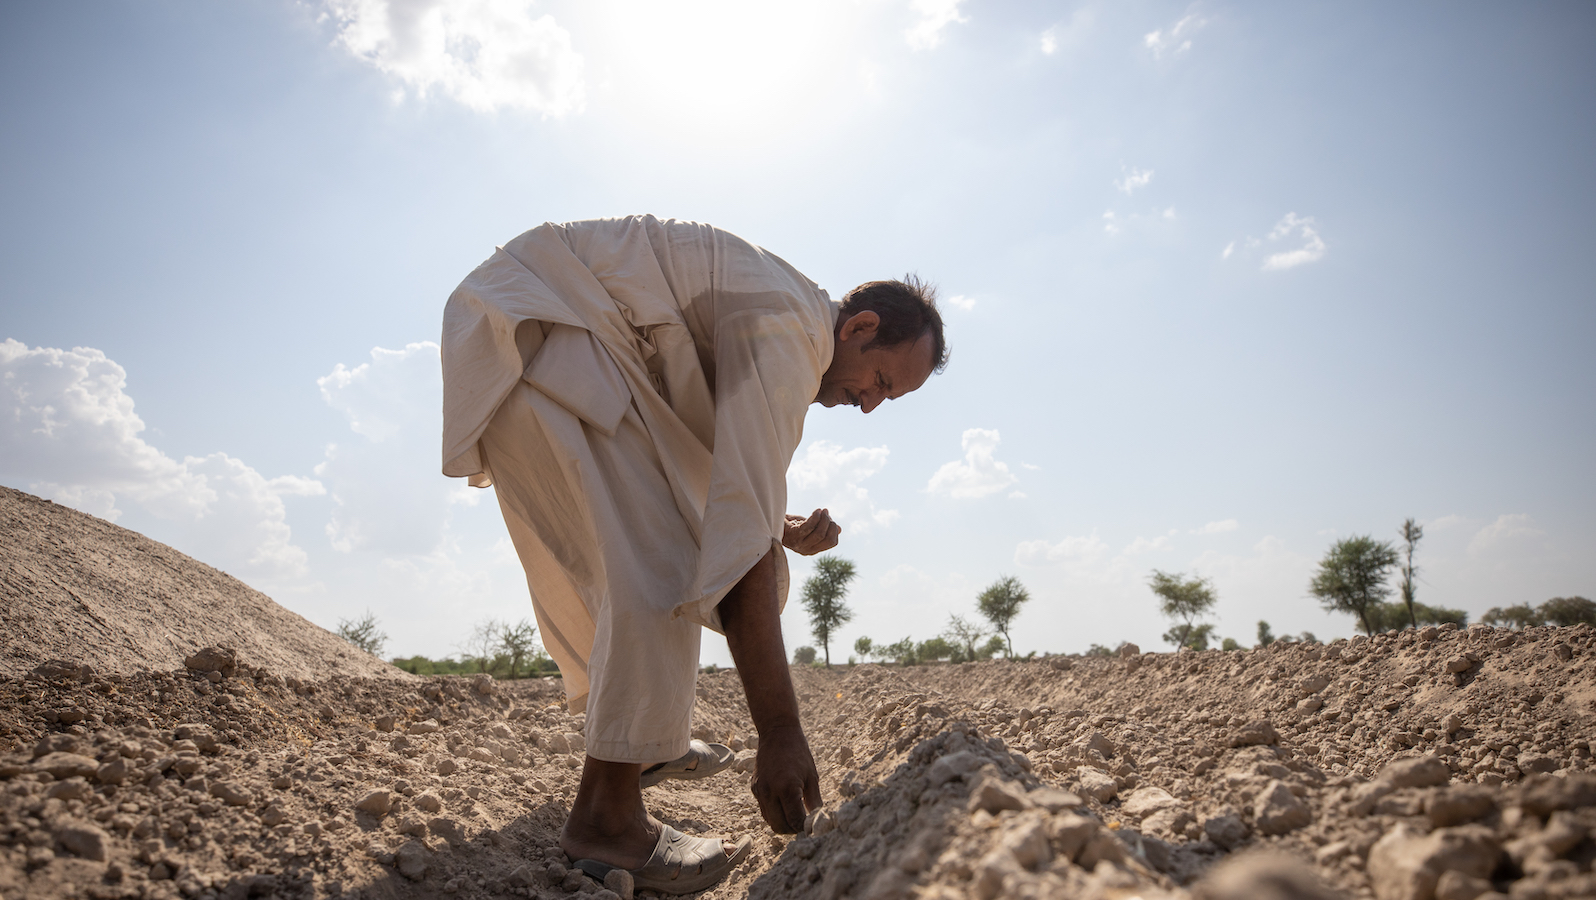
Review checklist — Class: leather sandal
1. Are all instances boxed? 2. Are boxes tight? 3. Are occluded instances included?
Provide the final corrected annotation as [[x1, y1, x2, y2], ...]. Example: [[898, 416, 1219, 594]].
[[574, 824, 752, 894], [640, 740, 736, 788]]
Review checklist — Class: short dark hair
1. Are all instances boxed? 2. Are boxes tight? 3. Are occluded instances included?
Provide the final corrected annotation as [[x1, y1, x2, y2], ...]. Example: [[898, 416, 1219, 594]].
[[837, 274, 950, 373]]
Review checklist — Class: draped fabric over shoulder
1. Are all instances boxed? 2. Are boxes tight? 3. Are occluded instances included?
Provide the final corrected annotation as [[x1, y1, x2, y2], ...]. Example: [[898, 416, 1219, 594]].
[[441, 216, 834, 740]]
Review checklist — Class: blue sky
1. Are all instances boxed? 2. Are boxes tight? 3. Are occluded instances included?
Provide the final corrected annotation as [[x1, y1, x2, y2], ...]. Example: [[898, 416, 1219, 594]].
[[3, 1, 1592, 666]]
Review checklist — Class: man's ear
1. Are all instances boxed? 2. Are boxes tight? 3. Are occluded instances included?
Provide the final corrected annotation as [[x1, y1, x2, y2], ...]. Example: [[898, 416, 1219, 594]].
[[839, 310, 880, 343]]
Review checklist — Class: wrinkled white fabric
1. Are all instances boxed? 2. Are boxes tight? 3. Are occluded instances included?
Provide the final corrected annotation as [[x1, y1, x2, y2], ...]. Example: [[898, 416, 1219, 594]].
[[441, 216, 835, 750]]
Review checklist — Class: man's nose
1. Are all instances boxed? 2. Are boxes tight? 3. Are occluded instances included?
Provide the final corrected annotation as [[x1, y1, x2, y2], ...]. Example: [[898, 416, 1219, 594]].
[[861, 392, 883, 413]]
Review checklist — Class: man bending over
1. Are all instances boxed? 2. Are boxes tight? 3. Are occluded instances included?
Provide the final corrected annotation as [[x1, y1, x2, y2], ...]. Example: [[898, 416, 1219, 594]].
[[440, 215, 947, 893]]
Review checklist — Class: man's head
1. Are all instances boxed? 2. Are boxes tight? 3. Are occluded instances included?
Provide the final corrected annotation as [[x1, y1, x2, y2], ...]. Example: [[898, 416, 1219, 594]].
[[815, 275, 949, 413]]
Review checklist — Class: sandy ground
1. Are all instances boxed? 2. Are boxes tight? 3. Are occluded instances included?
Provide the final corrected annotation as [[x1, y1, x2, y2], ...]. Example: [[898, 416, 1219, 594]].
[[3, 487, 1595, 900]]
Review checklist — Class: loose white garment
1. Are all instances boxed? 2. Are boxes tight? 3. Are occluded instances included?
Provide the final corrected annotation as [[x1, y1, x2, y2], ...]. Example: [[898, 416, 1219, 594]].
[[441, 216, 835, 727]]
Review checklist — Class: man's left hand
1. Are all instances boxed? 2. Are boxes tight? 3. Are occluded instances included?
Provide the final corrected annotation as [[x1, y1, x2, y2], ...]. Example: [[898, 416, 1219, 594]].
[[783, 508, 840, 556]]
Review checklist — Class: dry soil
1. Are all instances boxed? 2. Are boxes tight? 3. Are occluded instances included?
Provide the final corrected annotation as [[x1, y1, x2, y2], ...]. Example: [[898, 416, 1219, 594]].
[[3, 486, 1594, 900]]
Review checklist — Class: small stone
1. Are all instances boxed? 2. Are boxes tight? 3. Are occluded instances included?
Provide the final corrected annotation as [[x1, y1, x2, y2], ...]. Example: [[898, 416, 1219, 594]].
[[35, 751, 100, 779], [604, 867, 635, 899], [1427, 786, 1496, 827], [1519, 773, 1596, 815], [999, 814, 1051, 870], [1076, 767, 1118, 803], [1253, 780, 1311, 836], [429, 816, 466, 844], [173, 724, 219, 753], [1383, 755, 1451, 789], [183, 647, 237, 676], [968, 773, 1031, 815], [1075, 732, 1116, 757], [437, 758, 457, 775], [209, 781, 253, 807], [547, 861, 568, 883], [1516, 754, 1558, 775], [1298, 674, 1331, 696], [272, 774, 292, 789], [805, 808, 835, 837], [46, 777, 93, 800], [1230, 721, 1280, 748], [408, 719, 440, 735], [356, 790, 393, 816], [395, 840, 431, 880], [1118, 643, 1140, 658], [1204, 814, 1250, 850], [1028, 787, 1083, 812], [472, 673, 495, 695], [55, 821, 110, 861], [414, 791, 443, 812], [562, 868, 587, 892], [1444, 655, 1474, 674], [927, 750, 982, 787], [96, 757, 129, 785], [1121, 786, 1180, 818], [375, 715, 396, 732], [1441, 714, 1463, 735], [1435, 870, 1492, 900], [1552, 643, 1573, 661], [1368, 824, 1499, 900]]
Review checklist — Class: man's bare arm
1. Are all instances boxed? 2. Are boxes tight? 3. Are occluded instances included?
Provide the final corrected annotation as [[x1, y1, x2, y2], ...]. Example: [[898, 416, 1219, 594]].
[[720, 546, 821, 833]]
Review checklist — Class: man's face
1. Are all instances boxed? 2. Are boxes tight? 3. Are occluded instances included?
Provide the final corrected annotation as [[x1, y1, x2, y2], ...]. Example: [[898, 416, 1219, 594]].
[[815, 311, 937, 413]]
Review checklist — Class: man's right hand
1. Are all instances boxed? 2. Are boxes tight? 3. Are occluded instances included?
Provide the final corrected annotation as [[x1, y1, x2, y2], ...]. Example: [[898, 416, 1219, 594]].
[[783, 508, 840, 556], [750, 723, 821, 834]]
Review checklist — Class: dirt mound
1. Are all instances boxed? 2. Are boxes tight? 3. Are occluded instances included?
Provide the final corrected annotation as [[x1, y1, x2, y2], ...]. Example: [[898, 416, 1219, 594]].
[[0, 486, 404, 681]]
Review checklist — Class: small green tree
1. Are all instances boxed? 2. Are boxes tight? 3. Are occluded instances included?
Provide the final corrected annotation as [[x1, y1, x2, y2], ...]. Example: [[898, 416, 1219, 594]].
[[878, 637, 919, 666], [979, 635, 1008, 659], [800, 556, 857, 666], [336, 610, 388, 657], [792, 646, 818, 665], [462, 618, 505, 674], [1397, 518, 1424, 629], [1221, 637, 1241, 651], [942, 614, 990, 661], [1541, 596, 1596, 627], [916, 636, 956, 662], [497, 619, 540, 679], [1162, 622, 1216, 651], [1482, 603, 1543, 629], [1084, 643, 1114, 657], [1256, 620, 1275, 648], [1309, 535, 1401, 635], [853, 636, 875, 661], [1149, 570, 1218, 650], [976, 576, 1031, 658]]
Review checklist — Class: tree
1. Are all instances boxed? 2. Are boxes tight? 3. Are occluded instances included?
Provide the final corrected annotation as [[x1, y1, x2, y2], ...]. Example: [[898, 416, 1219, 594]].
[[336, 610, 388, 657], [1256, 620, 1275, 648], [878, 637, 918, 666], [1162, 622, 1216, 651], [979, 635, 1007, 659], [1541, 596, 1596, 627], [942, 614, 990, 662], [1085, 643, 1114, 657], [461, 618, 505, 674], [1308, 535, 1401, 635], [916, 637, 955, 662], [853, 636, 875, 661], [1149, 570, 1218, 650], [1221, 637, 1241, 651], [791, 646, 818, 665], [497, 620, 540, 679], [977, 576, 1031, 657], [799, 556, 857, 666], [1482, 603, 1543, 629], [1397, 518, 1424, 629]]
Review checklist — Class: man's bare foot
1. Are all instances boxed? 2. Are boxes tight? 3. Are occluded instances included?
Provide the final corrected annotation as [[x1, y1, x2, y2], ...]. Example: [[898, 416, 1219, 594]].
[[559, 755, 736, 869]]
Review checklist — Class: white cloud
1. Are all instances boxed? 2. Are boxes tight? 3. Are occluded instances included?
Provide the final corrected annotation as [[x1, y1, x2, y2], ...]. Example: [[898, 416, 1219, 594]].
[[1020, 462, 1041, 471], [1008, 491, 1026, 500], [1115, 167, 1154, 195], [1222, 241, 1235, 259], [1121, 534, 1171, 555], [786, 440, 899, 532], [0, 339, 322, 579], [1467, 513, 1543, 556], [926, 428, 1018, 499], [1144, 12, 1204, 59], [1038, 9, 1092, 57], [1040, 28, 1058, 55], [1261, 212, 1327, 271], [1192, 518, 1239, 535], [1015, 531, 1110, 568], [324, 0, 585, 116], [905, 0, 968, 51], [945, 294, 976, 311], [1102, 210, 1119, 235], [316, 343, 455, 555]]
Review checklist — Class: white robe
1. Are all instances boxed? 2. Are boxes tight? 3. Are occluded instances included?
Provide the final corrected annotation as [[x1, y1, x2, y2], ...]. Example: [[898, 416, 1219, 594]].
[[441, 216, 834, 758]]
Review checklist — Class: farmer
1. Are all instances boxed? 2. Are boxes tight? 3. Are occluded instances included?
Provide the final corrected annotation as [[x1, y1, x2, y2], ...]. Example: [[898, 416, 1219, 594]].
[[440, 215, 946, 893]]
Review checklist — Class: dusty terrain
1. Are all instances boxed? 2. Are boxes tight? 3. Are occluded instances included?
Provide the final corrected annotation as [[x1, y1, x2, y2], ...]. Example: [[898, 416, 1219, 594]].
[[3, 486, 1595, 900]]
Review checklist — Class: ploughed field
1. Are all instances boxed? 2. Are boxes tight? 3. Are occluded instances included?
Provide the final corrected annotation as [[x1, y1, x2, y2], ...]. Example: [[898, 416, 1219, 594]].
[[3, 486, 1595, 900], [3, 628, 1595, 900]]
